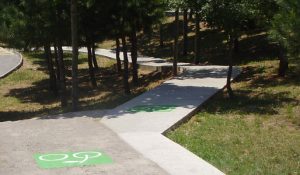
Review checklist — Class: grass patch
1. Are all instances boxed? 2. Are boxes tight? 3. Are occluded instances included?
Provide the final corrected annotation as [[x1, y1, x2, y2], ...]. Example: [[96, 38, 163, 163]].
[[0, 51, 170, 121], [167, 60, 300, 175]]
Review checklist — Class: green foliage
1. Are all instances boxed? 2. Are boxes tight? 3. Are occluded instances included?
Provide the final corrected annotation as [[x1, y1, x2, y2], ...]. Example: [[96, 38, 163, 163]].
[[203, 0, 260, 36], [167, 0, 184, 9], [0, 2, 26, 48], [122, 0, 165, 34], [187, 0, 208, 12], [0, 0, 166, 48], [0, 0, 71, 49], [185, 0, 276, 38], [269, 0, 300, 58]]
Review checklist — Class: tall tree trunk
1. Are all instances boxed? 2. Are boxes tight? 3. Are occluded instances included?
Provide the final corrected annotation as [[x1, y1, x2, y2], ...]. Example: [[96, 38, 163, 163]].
[[71, 0, 79, 111], [53, 44, 60, 81], [189, 9, 193, 21], [173, 8, 179, 76], [87, 44, 97, 88], [194, 12, 200, 65], [57, 43, 68, 107], [115, 37, 122, 73], [44, 44, 57, 95], [227, 35, 235, 98], [183, 9, 188, 56], [92, 42, 99, 70], [130, 24, 139, 86], [159, 23, 164, 47], [234, 38, 239, 54], [121, 0, 130, 95], [278, 45, 288, 77], [121, 35, 131, 94]]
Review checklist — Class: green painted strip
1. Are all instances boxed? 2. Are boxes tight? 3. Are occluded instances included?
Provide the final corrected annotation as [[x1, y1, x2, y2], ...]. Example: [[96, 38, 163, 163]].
[[34, 150, 113, 169], [128, 105, 177, 113]]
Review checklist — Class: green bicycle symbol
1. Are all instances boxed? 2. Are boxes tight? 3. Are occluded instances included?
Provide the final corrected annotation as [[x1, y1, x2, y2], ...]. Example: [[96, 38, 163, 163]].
[[34, 150, 113, 169], [38, 151, 102, 164]]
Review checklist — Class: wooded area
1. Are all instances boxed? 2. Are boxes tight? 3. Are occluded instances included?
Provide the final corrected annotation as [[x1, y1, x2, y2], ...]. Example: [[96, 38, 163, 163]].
[[1, 0, 299, 111]]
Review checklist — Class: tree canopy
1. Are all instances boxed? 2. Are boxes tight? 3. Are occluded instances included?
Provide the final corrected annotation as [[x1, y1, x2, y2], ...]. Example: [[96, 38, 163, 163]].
[[269, 0, 300, 58]]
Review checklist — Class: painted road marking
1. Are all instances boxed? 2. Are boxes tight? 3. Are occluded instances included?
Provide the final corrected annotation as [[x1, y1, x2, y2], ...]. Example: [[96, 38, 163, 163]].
[[34, 150, 113, 169], [128, 105, 177, 113]]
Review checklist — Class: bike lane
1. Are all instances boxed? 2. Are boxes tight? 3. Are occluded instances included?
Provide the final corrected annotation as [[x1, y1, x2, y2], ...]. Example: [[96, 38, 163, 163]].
[[0, 115, 168, 175]]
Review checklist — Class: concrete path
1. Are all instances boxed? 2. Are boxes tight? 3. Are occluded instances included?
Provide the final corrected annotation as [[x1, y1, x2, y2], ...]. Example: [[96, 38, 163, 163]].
[[61, 47, 190, 72], [101, 66, 239, 175], [0, 48, 23, 78], [71, 47, 240, 175]]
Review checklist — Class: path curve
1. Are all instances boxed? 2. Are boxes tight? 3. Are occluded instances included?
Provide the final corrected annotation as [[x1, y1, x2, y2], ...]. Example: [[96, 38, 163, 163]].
[[70, 47, 241, 175], [0, 47, 240, 175], [0, 48, 23, 78]]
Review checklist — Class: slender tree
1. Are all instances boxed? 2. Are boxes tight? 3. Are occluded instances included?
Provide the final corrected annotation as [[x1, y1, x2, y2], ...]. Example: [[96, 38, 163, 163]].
[[203, 0, 262, 98], [121, 35, 131, 94], [183, 9, 188, 56], [71, 0, 79, 110], [130, 23, 139, 86], [121, 0, 131, 94], [44, 43, 58, 95], [159, 23, 164, 47], [53, 44, 60, 81], [125, 0, 165, 85], [186, 0, 207, 64], [194, 12, 200, 64], [269, 0, 300, 77], [92, 43, 99, 70], [87, 44, 97, 87], [167, 0, 185, 75], [115, 37, 122, 73], [57, 42, 68, 107], [173, 8, 179, 76]]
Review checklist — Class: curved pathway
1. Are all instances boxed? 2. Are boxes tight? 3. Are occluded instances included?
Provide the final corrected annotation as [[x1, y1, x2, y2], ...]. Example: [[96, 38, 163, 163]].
[[0, 48, 23, 78], [0, 47, 240, 175], [72, 47, 240, 175]]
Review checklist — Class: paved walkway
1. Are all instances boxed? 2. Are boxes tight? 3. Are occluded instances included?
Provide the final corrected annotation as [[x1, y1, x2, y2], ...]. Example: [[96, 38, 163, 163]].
[[0, 48, 23, 78], [102, 66, 239, 175], [62, 47, 190, 72], [0, 47, 240, 175], [71, 47, 240, 175]]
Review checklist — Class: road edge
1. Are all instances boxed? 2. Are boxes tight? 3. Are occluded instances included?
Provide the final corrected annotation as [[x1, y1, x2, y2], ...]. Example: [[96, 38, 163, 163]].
[[0, 50, 23, 79]]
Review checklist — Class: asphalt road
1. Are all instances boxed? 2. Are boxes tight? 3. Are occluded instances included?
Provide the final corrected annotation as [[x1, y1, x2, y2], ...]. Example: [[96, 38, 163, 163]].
[[0, 51, 22, 78], [0, 116, 168, 175]]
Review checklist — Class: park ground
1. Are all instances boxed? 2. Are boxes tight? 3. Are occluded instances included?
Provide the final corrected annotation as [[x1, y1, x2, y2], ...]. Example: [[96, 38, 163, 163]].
[[0, 17, 299, 174], [0, 52, 170, 121]]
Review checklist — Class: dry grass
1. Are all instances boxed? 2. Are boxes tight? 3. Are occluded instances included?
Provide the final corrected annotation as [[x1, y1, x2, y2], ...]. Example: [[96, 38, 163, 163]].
[[0, 52, 170, 122]]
